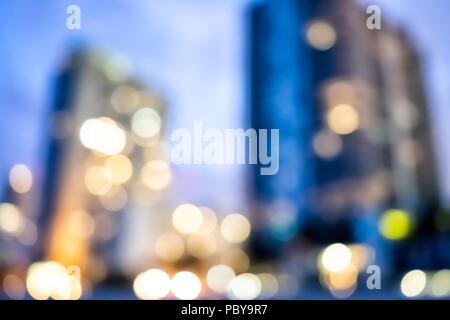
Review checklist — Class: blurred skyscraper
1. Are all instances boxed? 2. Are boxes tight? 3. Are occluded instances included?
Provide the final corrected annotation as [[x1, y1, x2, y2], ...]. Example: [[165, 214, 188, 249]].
[[37, 50, 172, 285], [249, 0, 444, 292]]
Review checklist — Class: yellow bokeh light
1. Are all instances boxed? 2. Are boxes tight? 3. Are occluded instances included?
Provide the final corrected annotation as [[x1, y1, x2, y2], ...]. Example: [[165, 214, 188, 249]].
[[306, 20, 337, 50], [327, 104, 359, 135], [133, 269, 171, 300], [320, 243, 352, 273], [171, 271, 201, 300], [85, 166, 112, 196], [220, 213, 251, 243], [187, 234, 217, 258], [26, 262, 82, 300], [141, 160, 172, 190], [104, 154, 133, 184], [155, 232, 185, 262], [401, 270, 426, 297], [131, 108, 161, 139], [229, 273, 261, 300], [206, 265, 235, 294], [172, 204, 203, 234], [0, 203, 23, 234], [9, 164, 33, 194], [379, 209, 412, 240], [79, 118, 126, 155]]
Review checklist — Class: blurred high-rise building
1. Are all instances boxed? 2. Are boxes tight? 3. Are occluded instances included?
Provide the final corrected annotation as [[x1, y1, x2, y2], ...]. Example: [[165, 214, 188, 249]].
[[37, 50, 171, 286], [249, 0, 443, 292]]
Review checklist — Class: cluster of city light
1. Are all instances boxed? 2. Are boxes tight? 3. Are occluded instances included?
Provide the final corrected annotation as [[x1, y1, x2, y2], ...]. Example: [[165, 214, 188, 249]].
[[84, 152, 137, 198], [5, 81, 283, 302], [400, 269, 450, 298], [318, 243, 373, 298], [1, 165, 38, 246], [80, 109, 171, 209], [133, 264, 280, 300], [133, 269, 200, 300], [139, 204, 280, 300], [311, 78, 362, 161], [78, 82, 284, 301], [162, 204, 251, 263], [316, 79, 361, 142], [2, 82, 172, 300], [79, 117, 126, 155], [76, 84, 170, 297], [26, 262, 82, 300], [206, 265, 279, 300], [133, 269, 172, 300]]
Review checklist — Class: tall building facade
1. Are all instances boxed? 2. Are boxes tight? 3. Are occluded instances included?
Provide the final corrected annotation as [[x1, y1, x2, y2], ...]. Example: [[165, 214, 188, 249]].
[[38, 50, 171, 283], [249, 0, 443, 293]]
